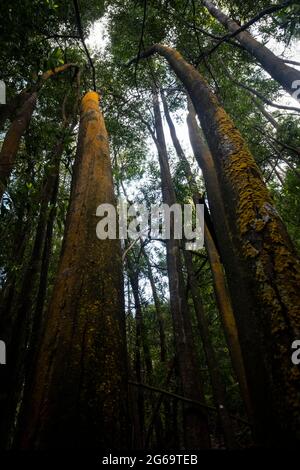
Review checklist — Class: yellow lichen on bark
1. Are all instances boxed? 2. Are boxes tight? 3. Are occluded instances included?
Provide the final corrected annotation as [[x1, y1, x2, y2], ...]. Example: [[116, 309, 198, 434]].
[[212, 101, 300, 431]]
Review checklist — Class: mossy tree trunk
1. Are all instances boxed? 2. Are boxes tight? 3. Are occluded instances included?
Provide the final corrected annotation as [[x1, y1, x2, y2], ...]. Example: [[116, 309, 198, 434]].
[[186, 98, 253, 423], [17, 91, 129, 450], [136, 44, 300, 447], [162, 90, 251, 424]]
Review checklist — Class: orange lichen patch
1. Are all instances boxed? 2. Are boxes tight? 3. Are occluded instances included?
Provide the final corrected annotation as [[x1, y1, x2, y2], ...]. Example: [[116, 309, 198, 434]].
[[213, 105, 273, 235], [81, 91, 100, 109]]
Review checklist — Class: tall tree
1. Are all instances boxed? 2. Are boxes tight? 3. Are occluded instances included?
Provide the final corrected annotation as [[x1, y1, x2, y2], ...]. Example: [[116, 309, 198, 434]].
[[17, 91, 129, 449], [185, 250, 236, 449], [141, 244, 167, 363], [151, 85, 210, 449], [161, 89, 251, 422], [186, 98, 252, 421], [132, 44, 300, 447], [202, 0, 300, 98]]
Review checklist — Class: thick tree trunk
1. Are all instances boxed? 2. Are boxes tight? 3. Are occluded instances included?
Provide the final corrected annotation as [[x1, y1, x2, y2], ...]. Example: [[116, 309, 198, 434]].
[[203, 0, 300, 98], [137, 44, 300, 447], [0, 205, 32, 446], [17, 91, 129, 449], [152, 86, 210, 449], [185, 251, 236, 449]]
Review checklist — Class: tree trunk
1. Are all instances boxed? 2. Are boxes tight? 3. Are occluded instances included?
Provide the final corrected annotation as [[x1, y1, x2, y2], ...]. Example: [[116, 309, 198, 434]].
[[0, 145, 62, 449], [0, 91, 31, 130], [137, 44, 300, 447], [17, 91, 129, 449], [145, 358, 175, 448], [162, 90, 251, 422], [185, 251, 236, 449], [151, 86, 210, 449], [252, 98, 279, 129], [203, 0, 300, 98], [141, 244, 167, 362], [186, 99, 253, 422], [30, 170, 60, 355], [128, 266, 146, 448]]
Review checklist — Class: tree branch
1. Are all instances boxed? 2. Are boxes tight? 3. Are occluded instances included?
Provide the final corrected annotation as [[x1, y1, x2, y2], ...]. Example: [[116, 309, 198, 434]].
[[233, 80, 300, 113], [134, 0, 148, 87], [72, 0, 96, 91], [203, 0, 296, 57], [129, 380, 250, 425]]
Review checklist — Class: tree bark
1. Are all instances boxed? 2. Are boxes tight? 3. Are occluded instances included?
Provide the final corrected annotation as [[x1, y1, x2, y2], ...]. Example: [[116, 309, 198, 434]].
[[151, 86, 210, 449], [203, 0, 300, 98], [135, 44, 300, 447], [17, 91, 129, 449]]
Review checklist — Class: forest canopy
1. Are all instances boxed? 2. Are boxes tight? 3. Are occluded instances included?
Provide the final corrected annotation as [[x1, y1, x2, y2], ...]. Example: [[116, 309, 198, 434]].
[[0, 0, 300, 451]]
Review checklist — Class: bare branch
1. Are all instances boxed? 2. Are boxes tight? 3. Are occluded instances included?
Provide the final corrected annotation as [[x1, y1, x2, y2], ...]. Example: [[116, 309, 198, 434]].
[[72, 0, 96, 91]]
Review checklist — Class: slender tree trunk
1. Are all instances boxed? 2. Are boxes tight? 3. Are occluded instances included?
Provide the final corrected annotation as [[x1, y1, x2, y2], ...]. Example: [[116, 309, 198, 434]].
[[0, 146, 62, 449], [17, 91, 129, 449], [141, 244, 167, 362], [131, 272, 153, 379], [162, 90, 251, 422], [203, 0, 300, 97], [252, 98, 279, 129], [128, 257, 165, 449], [136, 44, 300, 447], [0, 93, 37, 200], [0, 91, 31, 130], [151, 86, 210, 449], [145, 358, 175, 448], [30, 170, 60, 353], [185, 251, 236, 449], [128, 266, 146, 448], [186, 99, 253, 422]]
